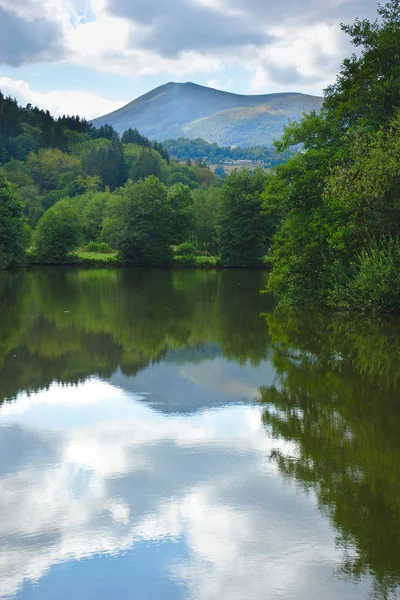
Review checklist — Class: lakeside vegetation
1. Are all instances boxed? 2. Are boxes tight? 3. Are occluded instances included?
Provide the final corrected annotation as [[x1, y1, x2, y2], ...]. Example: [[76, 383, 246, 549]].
[[0, 1, 400, 309]]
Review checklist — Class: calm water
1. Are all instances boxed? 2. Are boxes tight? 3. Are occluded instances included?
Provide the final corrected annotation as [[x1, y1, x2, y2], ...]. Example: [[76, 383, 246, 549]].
[[1, 268, 400, 600]]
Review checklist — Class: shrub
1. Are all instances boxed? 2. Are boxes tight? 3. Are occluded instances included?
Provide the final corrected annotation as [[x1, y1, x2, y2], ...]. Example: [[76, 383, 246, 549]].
[[34, 200, 82, 262], [174, 242, 196, 255], [86, 241, 112, 253], [330, 237, 400, 311], [173, 254, 197, 266]]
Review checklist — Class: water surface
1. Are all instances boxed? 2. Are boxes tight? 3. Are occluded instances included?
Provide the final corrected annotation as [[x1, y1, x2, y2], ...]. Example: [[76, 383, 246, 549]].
[[0, 268, 399, 599]]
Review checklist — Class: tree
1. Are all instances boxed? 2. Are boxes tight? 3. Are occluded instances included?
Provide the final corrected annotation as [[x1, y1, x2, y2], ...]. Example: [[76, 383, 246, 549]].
[[214, 166, 226, 179], [82, 191, 111, 242], [34, 199, 82, 262], [19, 184, 44, 227], [219, 168, 268, 267], [130, 148, 163, 182], [193, 187, 220, 255], [27, 148, 82, 193], [264, 0, 400, 310], [0, 171, 27, 268], [102, 176, 174, 265], [166, 183, 194, 245], [121, 128, 151, 147]]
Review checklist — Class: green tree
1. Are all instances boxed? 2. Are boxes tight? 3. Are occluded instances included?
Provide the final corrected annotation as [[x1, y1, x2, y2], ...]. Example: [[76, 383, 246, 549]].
[[27, 148, 82, 193], [82, 191, 111, 242], [166, 183, 194, 245], [102, 176, 174, 265], [0, 171, 27, 268], [192, 187, 220, 254], [264, 0, 400, 310], [34, 199, 82, 262], [219, 168, 268, 267], [130, 148, 163, 183], [19, 184, 44, 227]]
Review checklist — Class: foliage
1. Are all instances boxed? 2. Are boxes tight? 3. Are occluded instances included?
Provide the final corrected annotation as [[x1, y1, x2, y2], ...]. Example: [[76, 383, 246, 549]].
[[0, 87, 288, 270], [329, 237, 400, 312], [80, 191, 111, 242], [192, 186, 220, 255], [0, 170, 27, 268], [264, 0, 400, 311], [86, 241, 113, 253], [75, 251, 120, 266], [219, 168, 271, 267], [33, 200, 82, 262], [174, 242, 197, 255], [166, 183, 195, 245], [102, 176, 175, 265], [172, 254, 220, 268]]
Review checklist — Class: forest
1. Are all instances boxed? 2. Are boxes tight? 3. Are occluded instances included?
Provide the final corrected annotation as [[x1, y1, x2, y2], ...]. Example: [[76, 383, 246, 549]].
[[0, 0, 400, 311]]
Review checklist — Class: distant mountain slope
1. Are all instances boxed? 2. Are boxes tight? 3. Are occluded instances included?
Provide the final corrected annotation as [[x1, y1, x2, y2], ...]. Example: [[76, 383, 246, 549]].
[[92, 82, 323, 147]]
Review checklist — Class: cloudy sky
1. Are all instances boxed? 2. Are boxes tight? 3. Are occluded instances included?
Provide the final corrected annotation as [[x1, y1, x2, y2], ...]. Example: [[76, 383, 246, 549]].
[[0, 0, 377, 119]]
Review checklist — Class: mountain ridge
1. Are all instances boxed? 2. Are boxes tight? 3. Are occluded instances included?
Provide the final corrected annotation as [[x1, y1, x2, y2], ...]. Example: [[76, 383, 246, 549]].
[[92, 81, 323, 147]]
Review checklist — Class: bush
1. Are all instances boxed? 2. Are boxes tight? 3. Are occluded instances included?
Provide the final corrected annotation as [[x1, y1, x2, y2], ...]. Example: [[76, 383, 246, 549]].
[[172, 254, 220, 268], [330, 237, 400, 311], [86, 241, 112, 253], [173, 253, 197, 266], [33, 200, 82, 262], [174, 242, 196, 255]]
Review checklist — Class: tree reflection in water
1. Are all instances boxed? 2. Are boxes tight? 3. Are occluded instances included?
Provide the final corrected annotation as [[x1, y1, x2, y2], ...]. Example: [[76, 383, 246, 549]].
[[260, 309, 400, 600]]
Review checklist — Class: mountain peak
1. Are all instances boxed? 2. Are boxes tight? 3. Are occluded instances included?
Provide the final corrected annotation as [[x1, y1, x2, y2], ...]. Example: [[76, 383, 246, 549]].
[[92, 82, 323, 147]]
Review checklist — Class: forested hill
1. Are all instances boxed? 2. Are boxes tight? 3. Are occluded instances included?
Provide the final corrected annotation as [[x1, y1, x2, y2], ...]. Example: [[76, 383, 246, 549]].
[[91, 82, 323, 147]]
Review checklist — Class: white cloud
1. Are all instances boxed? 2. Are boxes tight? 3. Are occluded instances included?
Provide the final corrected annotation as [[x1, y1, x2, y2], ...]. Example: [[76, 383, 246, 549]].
[[0, 0, 379, 96], [248, 23, 349, 92], [0, 77, 127, 119]]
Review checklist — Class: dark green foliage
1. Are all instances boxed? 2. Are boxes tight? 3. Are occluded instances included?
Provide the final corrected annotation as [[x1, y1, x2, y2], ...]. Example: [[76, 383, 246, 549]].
[[121, 127, 152, 147], [330, 238, 400, 312], [264, 0, 400, 311], [166, 184, 195, 245], [0, 171, 27, 269], [34, 200, 82, 262], [152, 141, 169, 163], [88, 137, 127, 190], [130, 148, 163, 183], [219, 169, 269, 267], [102, 176, 174, 265], [91, 124, 117, 140], [193, 187, 220, 255]]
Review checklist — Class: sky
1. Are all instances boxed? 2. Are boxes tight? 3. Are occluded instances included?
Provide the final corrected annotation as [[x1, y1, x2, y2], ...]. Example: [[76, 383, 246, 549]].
[[0, 0, 378, 120]]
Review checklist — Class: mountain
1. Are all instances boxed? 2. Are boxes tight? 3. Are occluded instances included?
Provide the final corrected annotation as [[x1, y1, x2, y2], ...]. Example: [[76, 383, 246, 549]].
[[91, 82, 323, 147]]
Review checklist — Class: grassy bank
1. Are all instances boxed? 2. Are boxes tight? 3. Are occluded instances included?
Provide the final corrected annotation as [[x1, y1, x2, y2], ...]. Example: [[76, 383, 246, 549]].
[[26, 251, 222, 269], [25, 251, 271, 269]]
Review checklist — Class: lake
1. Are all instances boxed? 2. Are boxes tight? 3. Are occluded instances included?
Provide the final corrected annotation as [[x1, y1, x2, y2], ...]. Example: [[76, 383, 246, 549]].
[[1, 267, 400, 600]]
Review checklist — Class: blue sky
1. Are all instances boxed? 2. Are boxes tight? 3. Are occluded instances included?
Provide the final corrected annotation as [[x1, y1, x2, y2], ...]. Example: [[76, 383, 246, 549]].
[[0, 0, 377, 119]]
